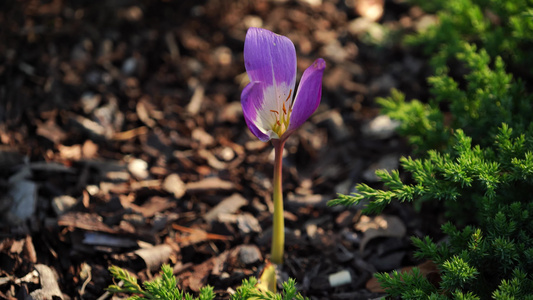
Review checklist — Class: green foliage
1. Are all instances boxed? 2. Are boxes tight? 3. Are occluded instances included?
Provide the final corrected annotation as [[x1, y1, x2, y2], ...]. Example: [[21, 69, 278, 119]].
[[230, 277, 308, 300], [344, 125, 533, 297], [378, 89, 449, 153], [405, 0, 533, 74], [107, 265, 308, 300], [107, 265, 215, 300], [331, 1, 533, 298], [376, 42, 533, 154]]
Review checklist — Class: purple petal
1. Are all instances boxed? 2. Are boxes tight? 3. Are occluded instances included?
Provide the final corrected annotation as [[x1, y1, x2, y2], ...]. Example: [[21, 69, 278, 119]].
[[244, 27, 296, 91], [288, 58, 326, 132], [241, 81, 271, 142]]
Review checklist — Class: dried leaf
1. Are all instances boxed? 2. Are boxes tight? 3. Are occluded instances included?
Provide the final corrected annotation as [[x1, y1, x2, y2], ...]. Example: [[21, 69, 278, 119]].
[[172, 224, 232, 247]]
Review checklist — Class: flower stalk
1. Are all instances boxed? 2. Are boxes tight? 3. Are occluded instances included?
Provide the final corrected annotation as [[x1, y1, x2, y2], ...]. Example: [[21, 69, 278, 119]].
[[271, 139, 286, 265]]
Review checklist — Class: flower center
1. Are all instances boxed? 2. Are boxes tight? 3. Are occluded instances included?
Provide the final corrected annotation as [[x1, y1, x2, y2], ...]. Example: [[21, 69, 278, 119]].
[[270, 89, 293, 137]]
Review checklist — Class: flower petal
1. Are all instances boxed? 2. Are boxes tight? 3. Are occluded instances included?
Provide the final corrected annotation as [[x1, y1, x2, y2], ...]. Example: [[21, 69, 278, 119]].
[[244, 27, 297, 89], [288, 58, 326, 132], [241, 81, 271, 142]]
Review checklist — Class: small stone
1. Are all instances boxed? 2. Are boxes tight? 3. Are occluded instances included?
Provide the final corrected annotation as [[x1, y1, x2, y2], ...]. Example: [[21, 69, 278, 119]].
[[361, 115, 400, 139], [355, 0, 384, 21], [8, 179, 37, 223], [243, 15, 263, 28], [218, 147, 235, 162], [306, 223, 318, 239], [213, 46, 232, 66], [128, 158, 149, 180], [162, 173, 186, 199], [328, 270, 352, 287], [299, 0, 322, 5], [238, 245, 262, 265], [122, 56, 138, 75], [86, 185, 99, 196]]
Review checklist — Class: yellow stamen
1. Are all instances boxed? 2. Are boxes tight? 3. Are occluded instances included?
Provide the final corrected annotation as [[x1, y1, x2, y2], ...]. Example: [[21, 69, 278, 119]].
[[269, 89, 293, 137]]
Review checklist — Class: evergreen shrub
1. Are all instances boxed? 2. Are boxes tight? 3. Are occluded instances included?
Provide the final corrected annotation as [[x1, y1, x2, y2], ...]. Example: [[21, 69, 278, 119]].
[[107, 264, 308, 300], [331, 0, 533, 298]]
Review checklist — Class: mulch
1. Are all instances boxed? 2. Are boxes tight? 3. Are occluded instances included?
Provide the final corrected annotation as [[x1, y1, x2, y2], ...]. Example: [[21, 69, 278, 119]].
[[0, 0, 444, 299]]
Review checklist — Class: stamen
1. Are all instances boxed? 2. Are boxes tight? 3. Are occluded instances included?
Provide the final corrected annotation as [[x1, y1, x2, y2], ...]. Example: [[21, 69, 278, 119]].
[[285, 89, 292, 102], [270, 110, 279, 115], [282, 89, 292, 116]]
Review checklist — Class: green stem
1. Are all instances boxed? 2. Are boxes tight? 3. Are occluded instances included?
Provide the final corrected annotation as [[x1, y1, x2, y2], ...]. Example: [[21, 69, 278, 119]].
[[271, 139, 285, 265]]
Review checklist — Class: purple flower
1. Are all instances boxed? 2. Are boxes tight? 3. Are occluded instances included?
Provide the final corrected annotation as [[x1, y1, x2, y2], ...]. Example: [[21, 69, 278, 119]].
[[241, 27, 326, 142]]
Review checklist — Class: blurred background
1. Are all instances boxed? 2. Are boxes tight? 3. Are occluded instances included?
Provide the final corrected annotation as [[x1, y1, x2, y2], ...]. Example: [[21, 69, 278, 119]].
[[0, 0, 435, 299]]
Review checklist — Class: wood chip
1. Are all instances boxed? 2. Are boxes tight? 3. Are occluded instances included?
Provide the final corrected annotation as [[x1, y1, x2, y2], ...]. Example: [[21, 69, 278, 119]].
[[138, 196, 176, 218], [187, 84, 204, 115], [185, 177, 236, 194], [204, 193, 248, 222]]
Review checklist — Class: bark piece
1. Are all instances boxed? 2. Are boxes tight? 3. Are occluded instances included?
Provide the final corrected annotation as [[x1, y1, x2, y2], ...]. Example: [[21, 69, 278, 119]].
[[58, 212, 117, 234], [28, 264, 63, 300], [83, 232, 138, 248], [135, 244, 173, 271], [355, 215, 406, 252]]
